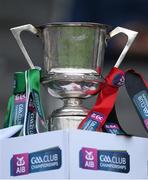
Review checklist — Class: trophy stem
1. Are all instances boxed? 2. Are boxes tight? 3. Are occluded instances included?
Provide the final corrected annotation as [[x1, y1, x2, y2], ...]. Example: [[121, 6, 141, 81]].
[[63, 98, 83, 108], [50, 97, 89, 130]]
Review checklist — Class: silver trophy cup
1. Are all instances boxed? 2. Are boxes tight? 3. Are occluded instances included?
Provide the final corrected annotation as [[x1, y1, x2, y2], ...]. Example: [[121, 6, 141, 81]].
[[10, 22, 137, 130]]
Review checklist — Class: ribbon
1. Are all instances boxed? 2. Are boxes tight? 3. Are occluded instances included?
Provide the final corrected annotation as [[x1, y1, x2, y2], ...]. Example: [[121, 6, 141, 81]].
[[103, 69, 148, 135], [4, 69, 48, 136], [78, 67, 125, 131], [4, 72, 26, 129], [24, 69, 48, 135], [125, 69, 148, 132], [102, 106, 127, 135]]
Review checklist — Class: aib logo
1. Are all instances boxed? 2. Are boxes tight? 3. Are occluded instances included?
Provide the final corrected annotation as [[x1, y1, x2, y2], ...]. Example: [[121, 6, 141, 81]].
[[112, 73, 125, 87], [91, 112, 104, 123], [80, 147, 130, 173], [80, 147, 98, 170], [11, 147, 62, 176], [11, 153, 29, 176]]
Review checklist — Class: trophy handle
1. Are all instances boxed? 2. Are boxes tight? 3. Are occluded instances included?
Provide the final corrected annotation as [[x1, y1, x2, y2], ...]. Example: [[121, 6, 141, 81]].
[[10, 24, 38, 69], [109, 27, 138, 68]]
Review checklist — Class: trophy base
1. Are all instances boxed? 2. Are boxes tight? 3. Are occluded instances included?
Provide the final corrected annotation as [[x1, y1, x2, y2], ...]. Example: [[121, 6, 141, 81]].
[[49, 98, 89, 130], [50, 115, 87, 130]]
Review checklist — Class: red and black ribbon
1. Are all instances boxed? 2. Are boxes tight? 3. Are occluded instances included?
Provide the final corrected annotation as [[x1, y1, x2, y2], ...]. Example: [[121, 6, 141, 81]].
[[78, 66, 148, 136], [78, 67, 125, 131]]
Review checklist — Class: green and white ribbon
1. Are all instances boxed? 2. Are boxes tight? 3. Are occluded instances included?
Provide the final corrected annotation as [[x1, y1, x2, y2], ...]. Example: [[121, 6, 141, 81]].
[[4, 69, 48, 136], [24, 69, 48, 135]]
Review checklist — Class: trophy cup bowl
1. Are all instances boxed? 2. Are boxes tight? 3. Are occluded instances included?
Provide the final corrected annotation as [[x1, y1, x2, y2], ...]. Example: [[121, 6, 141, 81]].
[[10, 22, 138, 130]]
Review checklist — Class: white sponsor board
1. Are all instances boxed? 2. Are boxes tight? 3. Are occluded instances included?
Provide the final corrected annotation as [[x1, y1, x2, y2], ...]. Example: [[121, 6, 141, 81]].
[[0, 129, 148, 179]]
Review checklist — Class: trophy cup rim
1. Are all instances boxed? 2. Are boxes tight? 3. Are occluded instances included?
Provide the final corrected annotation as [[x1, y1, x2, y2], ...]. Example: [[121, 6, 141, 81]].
[[37, 22, 111, 29], [41, 70, 101, 83]]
